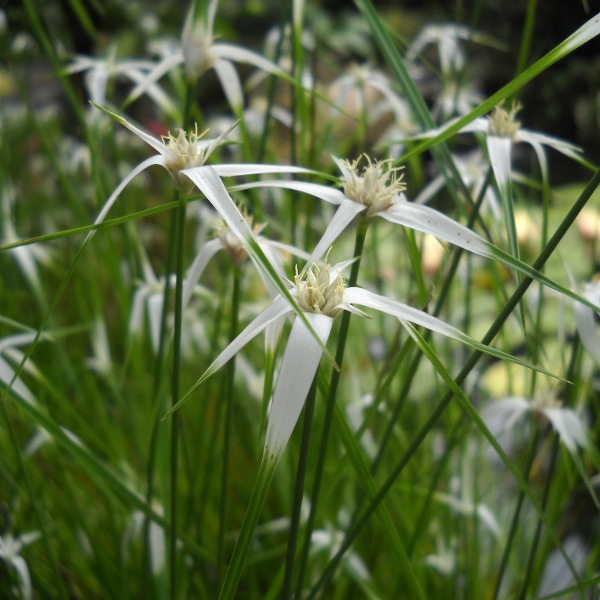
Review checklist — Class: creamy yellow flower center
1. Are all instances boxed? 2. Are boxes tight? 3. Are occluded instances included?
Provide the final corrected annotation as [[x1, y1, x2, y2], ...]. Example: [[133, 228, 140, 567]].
[[162, 125, 210, 191], [340, 155, 406, 218], [488, 103, 521, 138], [295, 262, 346, 317]]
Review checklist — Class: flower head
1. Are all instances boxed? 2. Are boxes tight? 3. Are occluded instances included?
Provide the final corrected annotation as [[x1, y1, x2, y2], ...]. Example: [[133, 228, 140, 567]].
[[338, 155, 406, 218], [295, 262, 346, 317], [488, 102, 522, 138], [161, 124, 212, 192]]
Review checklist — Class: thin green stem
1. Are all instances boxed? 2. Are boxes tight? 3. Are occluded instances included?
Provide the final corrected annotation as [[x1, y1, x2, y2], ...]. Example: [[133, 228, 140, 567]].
[[169, 191, 188, 599], [218, 458, 278, 600], [217, 267, 242, 586], [515, 0, 539, 77], [492, 429, 540, 600]]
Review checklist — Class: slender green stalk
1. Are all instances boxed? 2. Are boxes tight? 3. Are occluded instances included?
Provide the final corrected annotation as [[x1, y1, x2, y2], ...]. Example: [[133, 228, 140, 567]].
[[282, 375, 319, 600], [217, 267, 242, 586], [515, 0, 539, 76], [517, 338, 582, 599], [169, 191, 189, 599], [491, 429, 540, 600], [294, 219, 369, 597], [218, 458, 278, 600], [141, 204, 179, 600]]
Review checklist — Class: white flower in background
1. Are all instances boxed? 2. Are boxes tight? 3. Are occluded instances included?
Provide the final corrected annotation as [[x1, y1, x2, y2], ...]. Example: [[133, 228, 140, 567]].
[[0, 331, 44, 407], [483, 392, 590, 453], [67, 48, 178, 120], [413, 149, 503, 218], [172, 257, 552, 463], [0, 530, 41, 600], [326, 64, 417, 153], [406, 24, 486, 76], [412, 102, 583, 186], [1, 183, 55, 296], [405, 24, 490, 119], [126, 0, 285, 113]]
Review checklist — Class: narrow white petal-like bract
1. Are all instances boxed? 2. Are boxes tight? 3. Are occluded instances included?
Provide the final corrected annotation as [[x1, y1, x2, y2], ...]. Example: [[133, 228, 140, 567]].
[[486, 136, 512, 194], [560, 12, 600, 55], [164, 298, 293, 419], [182, 238, 223, 308], [380, 203, 600, 313], [344, 287, 559, 376], [544, 407, 589, 452], [518, 130, 583, 162], [213, 58, 244, 112], [379, 202, 489, 255], [125, 52, 184, 106], [92, 103, 169, 156], [206, 298, 290, 376], [0, 357, 36, 405], [575, 302, 600, 365], [94, 156, 165, 226], [183, 166, 255, 242], [310, 199, 367, 261], [215, 43, 286, 78], [210, 164, 312, 178], [229, 179, 347, 205], [265, 312, 334, 461]]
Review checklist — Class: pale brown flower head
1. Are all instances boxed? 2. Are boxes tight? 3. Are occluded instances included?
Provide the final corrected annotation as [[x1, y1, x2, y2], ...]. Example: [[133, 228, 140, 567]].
[[295, 262, 346, 317], [339, 155, 406, 219], [488, 103, 522, 138]]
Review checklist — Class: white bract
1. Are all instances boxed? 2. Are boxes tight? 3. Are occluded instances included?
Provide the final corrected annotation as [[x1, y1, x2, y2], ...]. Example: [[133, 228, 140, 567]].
[[574, 276, 600, 365]]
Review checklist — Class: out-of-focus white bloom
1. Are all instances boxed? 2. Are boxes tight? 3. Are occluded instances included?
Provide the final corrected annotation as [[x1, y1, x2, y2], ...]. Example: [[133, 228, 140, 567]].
[[67, 48, 178, 119], [127, 0, 285, 113], [0, 530, 41, 600], [483, 392, 590, 452], [0, 331, 44, 406], [1, 183, 55, 295]]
